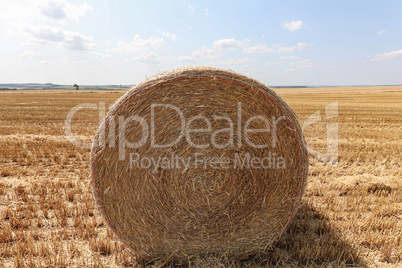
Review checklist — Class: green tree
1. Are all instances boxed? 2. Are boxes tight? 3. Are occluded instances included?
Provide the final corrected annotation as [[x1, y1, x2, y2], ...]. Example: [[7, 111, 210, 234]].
[[73, 84, 79, 90]]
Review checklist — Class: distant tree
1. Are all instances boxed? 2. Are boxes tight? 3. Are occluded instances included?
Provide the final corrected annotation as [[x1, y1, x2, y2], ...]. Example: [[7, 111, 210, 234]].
[[73, 84, 79, 90]]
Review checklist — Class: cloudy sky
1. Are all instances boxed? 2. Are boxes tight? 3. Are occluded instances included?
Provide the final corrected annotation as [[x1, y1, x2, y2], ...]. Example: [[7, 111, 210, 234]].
[[0, 0, 401, 86]]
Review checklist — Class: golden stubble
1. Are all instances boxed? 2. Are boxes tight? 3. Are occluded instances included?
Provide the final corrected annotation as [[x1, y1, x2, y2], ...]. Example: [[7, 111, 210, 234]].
[[0, 88, 401, 267]]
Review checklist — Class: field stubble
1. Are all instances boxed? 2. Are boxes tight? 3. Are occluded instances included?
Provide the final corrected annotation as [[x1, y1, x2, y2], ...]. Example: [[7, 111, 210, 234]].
[[0, 88, 401, 267]]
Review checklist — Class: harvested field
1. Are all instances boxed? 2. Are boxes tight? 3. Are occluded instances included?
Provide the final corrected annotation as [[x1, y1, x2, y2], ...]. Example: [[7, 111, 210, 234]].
[[0, 87, 401, 267]]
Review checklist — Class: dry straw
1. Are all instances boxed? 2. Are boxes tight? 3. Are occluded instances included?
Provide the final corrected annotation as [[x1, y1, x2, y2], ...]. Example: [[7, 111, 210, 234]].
[[91, 66, 308, 261]]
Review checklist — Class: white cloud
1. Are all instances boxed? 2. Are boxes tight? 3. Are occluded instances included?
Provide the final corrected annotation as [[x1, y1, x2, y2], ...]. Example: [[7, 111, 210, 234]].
[[90, 51, 111, 58], [244, 44, 275, 54], [277, 45, 296, 53], [0, 1, 93, 50], [26, 25, 65, 42], [163, 32, 176, 41], [370, 49, 402, 61], [132, 51, 162, 64], [210, 58, 256, 66], [290, 59, 315, 69], [281, 20, 304, 31], [376, 30, 386, 35], [204, 8, 209, 16], [187, 5, 194, 11], [40, 1, 67, 20], [280, 56, 302, 60], [178, 56, 193, 62], [39, 0, 92, 21], [20, 51, 40, 57], [239, 65, 265, 74], [244, 42, 312, 54], [192, 47, 223, 59], [265, 61, 283, 67], [224, 58, 255, 65], [277, 42, 312, 53], [40, 60, 56, 65], [25, 25, 95, 50], [0, 0, 92, 26], [104, 40, 113, 47], [212, 38, 248, 51], [297, 42, 312, 50], [111, 34, 166, 54]]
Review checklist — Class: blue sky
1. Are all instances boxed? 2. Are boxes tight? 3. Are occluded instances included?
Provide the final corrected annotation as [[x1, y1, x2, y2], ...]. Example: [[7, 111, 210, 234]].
[[0, 0, 401, 86]]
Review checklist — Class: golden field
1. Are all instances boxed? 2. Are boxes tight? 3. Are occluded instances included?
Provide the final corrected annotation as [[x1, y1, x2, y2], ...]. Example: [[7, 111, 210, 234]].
[[0, 87, 401, 267]]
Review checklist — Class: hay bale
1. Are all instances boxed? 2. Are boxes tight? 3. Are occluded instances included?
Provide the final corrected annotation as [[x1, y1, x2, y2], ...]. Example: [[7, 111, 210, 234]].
[[91, 66, 308, 260]]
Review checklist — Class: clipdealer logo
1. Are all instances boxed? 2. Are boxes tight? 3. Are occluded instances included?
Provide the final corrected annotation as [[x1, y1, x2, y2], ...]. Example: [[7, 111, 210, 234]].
[[65, 100, 338, 168], [128, 151, 286, 174]]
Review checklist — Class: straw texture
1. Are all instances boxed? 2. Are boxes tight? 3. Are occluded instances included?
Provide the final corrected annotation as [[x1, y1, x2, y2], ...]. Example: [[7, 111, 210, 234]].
[[91, 66, 308, 260]]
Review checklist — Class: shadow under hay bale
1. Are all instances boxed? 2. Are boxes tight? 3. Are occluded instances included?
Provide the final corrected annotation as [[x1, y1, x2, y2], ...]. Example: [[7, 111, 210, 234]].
[[264, 202, 366, 267], [134, 203, 366, 267]]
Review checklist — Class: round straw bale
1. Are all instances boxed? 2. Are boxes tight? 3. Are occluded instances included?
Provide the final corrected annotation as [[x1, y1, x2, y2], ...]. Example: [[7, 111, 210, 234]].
[[91, 66, 308, 260]]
